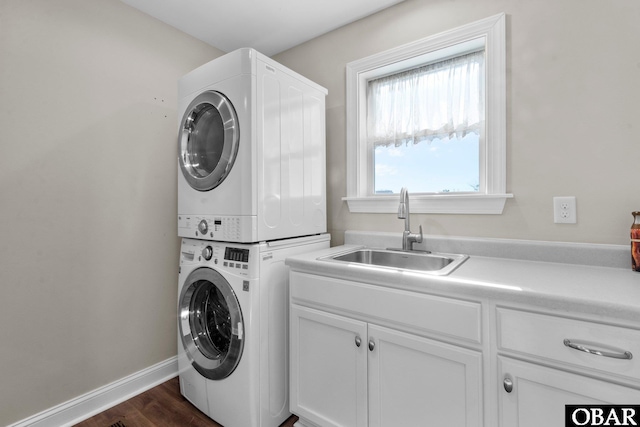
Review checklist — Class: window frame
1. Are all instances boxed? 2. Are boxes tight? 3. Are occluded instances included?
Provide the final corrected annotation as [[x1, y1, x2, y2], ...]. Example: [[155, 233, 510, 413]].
[[344, 13, 512, 214]]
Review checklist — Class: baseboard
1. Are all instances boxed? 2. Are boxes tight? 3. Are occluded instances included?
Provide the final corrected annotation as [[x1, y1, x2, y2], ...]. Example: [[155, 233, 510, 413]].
[[8, 356, 178, 427], [294, 419, 321, 427]]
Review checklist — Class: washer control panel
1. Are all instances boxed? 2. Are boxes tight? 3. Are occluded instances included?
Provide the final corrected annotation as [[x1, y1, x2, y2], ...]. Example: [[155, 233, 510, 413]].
[[223, 247, 250, 270], [179, 238, 255, 277]]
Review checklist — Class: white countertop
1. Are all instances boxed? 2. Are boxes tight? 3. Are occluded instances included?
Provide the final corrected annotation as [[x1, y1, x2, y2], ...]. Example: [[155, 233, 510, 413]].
[[286, 243, 640, 325]]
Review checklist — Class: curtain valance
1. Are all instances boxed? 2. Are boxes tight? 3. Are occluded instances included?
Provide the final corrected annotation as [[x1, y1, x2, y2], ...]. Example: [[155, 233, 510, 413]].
[[366, 50, 485, 147]]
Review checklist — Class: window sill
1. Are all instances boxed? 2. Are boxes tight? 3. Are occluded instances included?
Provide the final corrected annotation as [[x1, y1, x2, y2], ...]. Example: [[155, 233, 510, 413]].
[[343, 193, 513, 214]]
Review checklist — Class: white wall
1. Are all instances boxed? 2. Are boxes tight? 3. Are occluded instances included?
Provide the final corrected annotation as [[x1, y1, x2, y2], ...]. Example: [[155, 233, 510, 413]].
[[0, 1, 222, 424], [274, 0, 640, 246]]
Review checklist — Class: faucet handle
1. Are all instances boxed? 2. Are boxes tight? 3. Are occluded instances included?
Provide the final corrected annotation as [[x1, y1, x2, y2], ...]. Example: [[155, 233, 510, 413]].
[[416, 225, 423, 243]]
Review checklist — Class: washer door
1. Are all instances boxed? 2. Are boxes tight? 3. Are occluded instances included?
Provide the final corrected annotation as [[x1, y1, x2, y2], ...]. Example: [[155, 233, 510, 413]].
[[178, 91, 240, 191], [179, 267, 244, 380]]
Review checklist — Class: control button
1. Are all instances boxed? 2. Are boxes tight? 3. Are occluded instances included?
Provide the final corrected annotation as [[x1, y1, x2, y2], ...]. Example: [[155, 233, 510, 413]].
[[202, 246, 213, 261], [242, 265, 248, 270], [198, 219, 208, 234]]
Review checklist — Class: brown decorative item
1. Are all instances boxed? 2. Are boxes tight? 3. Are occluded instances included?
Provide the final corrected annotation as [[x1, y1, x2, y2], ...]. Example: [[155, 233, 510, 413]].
[[632, 212, 640, 272]]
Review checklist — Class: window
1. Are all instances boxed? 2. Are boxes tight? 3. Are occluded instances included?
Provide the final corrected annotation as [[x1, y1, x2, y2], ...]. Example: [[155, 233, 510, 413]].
[[344, 13, 512, 214], [368, 50, 484, 194]]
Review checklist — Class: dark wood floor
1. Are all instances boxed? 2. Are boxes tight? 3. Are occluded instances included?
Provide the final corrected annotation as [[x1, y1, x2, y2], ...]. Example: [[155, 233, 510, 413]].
[[73, 377, 298, 427]]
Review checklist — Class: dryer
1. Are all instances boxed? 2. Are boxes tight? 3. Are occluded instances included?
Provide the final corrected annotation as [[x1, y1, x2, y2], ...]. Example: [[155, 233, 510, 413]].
[[177, 234, 330, 427], [177, 48, 328, 243]]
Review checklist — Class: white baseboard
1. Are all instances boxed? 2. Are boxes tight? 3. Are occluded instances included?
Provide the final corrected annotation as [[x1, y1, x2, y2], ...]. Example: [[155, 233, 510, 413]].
[[8, 356, 179, 427]]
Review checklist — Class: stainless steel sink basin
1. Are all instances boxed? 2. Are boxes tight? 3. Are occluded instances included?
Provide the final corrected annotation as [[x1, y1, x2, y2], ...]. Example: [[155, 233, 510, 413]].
[[322, 248, 468, 276]]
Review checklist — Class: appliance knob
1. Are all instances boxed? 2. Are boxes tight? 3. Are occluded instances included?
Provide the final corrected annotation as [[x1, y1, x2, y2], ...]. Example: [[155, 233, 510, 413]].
[[198, 220, 208, 234], [202, 246, 213, 261]]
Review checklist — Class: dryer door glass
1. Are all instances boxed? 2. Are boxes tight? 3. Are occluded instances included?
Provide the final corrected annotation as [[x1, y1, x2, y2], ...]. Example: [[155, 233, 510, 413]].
[[179, 91, 239, 191], [179, 267, 244, 380]]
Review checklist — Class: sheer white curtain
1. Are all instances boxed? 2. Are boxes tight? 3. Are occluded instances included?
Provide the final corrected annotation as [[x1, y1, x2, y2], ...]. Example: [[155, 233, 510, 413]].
[[366, 50, 485, 148]]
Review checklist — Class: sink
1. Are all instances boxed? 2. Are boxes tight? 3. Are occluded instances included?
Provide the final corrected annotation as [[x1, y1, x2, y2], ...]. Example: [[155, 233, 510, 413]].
[[322, 248, 468, 276]]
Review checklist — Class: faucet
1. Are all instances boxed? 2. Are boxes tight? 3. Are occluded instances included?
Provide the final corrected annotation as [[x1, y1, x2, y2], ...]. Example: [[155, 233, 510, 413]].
[[398, 187, 423, 251]]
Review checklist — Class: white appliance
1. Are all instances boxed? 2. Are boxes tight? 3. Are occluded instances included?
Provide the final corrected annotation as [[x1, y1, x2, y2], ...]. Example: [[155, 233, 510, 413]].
[[177, 234, 330, 427], [177, 48, 328, 243]]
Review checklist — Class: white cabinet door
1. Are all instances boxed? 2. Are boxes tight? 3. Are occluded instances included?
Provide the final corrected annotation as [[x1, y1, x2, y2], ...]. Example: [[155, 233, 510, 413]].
[[368, 324, 483, 427], [290, 305, 368, 427], [498, 356, 640, 427]]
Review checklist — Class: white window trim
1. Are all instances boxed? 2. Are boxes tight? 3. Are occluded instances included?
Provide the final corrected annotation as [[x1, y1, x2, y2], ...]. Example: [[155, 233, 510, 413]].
[[343, 13, 512, 214]]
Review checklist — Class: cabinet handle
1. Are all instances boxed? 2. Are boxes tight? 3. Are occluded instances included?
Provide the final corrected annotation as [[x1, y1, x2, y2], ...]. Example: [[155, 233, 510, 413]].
[[355, 336, 362, 348], [563, 339, 633, 360], [368, 339, 375, 352], [503, 377, 513, 393]]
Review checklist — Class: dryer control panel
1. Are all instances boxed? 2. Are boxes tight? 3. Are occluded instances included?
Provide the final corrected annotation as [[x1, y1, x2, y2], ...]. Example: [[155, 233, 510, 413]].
[[178, 214, 257, 242]]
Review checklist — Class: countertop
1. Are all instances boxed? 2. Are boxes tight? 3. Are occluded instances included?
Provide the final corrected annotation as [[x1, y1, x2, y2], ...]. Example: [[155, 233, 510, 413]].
[[285, 243, 640, 325]]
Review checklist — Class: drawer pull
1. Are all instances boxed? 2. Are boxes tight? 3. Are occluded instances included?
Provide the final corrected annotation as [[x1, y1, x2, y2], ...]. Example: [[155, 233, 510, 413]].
[[563, 339, 633, 360], [355, 336, 362, 348], [369, 339, 375, 352]]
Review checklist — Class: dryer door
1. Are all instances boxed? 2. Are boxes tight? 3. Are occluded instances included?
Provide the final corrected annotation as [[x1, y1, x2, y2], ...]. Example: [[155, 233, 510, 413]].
[[179, 267, 244, 380], [178, 91, 240, 191]]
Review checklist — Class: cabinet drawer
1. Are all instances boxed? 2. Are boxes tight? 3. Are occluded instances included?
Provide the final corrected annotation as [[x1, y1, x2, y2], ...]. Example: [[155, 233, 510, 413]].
[[291, 272, 482, 344], [497, 307, 640, 381]]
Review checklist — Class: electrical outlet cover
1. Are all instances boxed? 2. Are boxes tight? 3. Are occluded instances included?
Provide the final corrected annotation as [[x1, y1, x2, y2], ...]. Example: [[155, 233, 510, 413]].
[[553, 196, 577, 224]]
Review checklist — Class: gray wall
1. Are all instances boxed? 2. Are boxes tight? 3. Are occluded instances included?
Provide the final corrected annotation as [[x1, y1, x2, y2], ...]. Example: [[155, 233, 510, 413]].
[[274, 0, 640, 246], [0, 1, 222, 424]]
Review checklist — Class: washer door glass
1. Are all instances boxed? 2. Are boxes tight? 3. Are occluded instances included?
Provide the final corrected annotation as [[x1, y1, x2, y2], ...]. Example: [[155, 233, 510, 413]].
[[178, 91, 239, 191], [179, 267, 244, 380]]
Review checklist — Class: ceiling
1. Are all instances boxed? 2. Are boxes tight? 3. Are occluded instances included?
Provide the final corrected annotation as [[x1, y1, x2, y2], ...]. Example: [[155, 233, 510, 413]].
[[121, 0, 405, 56]]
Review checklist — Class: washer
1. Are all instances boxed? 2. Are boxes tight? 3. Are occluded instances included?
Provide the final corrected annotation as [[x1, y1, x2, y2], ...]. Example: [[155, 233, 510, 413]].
[[177, 48, 328, 243], [177, 234, 330, 427]]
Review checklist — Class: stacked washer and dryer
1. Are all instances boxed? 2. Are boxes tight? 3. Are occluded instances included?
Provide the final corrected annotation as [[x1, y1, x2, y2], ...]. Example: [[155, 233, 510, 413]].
[[176, 48, 330, 427]]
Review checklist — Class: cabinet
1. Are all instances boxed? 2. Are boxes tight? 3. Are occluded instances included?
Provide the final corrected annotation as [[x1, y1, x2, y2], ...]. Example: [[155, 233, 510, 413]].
[[289, 273, 483, 427], [368, 323, 482, 427], [287, 245, 640, 427], [290, 305, 367, 427], [498, 357, 640, 427], [496, 307, 640, 427]]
